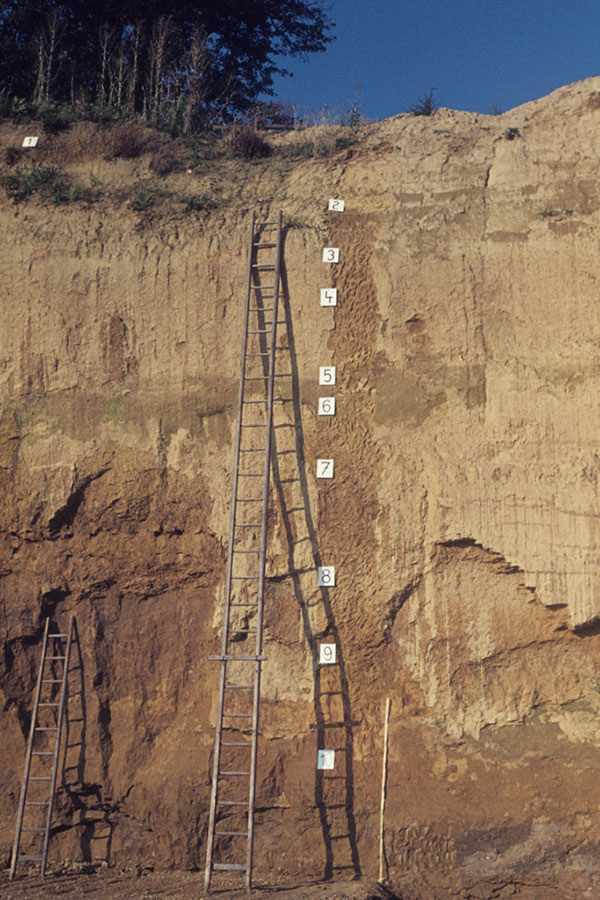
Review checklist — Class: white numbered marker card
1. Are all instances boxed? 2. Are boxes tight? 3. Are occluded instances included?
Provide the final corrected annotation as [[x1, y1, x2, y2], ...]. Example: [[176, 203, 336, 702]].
[[319, 366, 336, 386], [328, 198, 345, 212], [320, 643, 337, 665], [22, 136, 39, 148], [317, 750, 335, 770], [318, 566, 335, 586], [320, 288, 337, 307], [317, 459, 334, 478], [318, 397, 336, 416], [322, 247, 339, 263]]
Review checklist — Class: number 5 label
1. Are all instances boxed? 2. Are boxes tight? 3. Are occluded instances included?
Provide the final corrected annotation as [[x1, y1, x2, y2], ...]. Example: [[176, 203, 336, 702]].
[[322, 248, 339, 263], [319, 366, 336, 385], [320, 288, 337, 307], [318, 397, 335, 416], [317, 459, 334, 478], [328, 199, 345, 212], [318, 566, 335, 586]]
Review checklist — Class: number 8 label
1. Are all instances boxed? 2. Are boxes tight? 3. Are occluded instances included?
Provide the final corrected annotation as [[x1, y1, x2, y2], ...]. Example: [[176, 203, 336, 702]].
[[318, 566, 335, 586], [322, 248, 339, 263]]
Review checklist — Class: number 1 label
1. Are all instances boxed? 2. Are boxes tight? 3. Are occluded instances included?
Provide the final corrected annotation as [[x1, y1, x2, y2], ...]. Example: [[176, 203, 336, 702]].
[[317, 459, 334, 478], [328, 199, 345, 212], [22, 136, 39, 148], [320, 288, 337, 307], [319, 367, 336, 386], [318, 566, 335, 586], [318, 397, 335, 416], [322, 248, 339, 263]]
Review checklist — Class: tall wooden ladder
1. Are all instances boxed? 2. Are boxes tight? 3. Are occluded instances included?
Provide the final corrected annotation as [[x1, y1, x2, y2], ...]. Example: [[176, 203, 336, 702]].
[[204, 211, 284, 893], [10, 616, 76, 879]]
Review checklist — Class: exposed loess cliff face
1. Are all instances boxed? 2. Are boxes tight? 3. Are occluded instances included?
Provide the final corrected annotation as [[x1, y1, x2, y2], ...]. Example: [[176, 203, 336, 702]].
[[3, 78, 600, 897]]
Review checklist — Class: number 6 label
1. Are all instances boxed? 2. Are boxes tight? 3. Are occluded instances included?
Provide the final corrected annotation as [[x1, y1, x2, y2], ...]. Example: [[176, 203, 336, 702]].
[[318, 397, 335, 416], [317, 459, 334, 478], [322, 248, 339, 263], [318, 566, 335, 586], [320, 288, 337, 307]]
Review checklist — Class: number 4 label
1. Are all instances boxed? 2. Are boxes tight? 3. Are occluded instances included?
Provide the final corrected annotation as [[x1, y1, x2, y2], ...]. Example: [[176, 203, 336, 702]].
[[317, 459, 334, 478], [322, 248, 339, 263], [320, 288, 337, 307], [328, 199, 345, 212], [319, 367, 336, 385], [318, 397, 335, 416], [318, 566, 335, 586]]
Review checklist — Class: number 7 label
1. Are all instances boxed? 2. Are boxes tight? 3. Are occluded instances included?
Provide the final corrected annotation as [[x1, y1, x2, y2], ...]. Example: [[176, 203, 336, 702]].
[[317, 459, 334, 478]]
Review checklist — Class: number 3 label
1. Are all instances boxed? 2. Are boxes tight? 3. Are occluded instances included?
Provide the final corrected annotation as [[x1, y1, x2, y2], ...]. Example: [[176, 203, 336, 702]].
[[318, 566, 335, 586], [320, 288, 337, 307], [322, 248, 339, 263], [318, 397, 335, 416], [317, 459, 334, 478]]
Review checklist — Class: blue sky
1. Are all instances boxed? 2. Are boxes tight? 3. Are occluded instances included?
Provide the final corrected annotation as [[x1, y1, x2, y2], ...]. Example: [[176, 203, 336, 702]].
[[268, 0, 600, 120]]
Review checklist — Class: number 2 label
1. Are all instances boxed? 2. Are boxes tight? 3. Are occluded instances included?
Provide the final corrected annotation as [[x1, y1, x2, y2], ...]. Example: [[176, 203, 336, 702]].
[[328, 199, 345, 212], [322, 248, 339, 263]]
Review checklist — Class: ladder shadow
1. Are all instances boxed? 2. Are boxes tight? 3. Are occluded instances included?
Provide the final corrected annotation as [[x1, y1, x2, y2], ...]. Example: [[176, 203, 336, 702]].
[[59, 619, 114, 866], [262, 230, 361, 881]]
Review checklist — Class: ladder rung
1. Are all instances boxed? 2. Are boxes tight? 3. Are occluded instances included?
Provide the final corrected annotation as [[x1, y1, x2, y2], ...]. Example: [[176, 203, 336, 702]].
[[240, 423, 267, 427], [42, 679, 63, 683], [26, 801, 50, 806], [48, 633, 68, 637], [49, 656, 66, 660], [236, 499, 262, 503], [249, 308, 274, 313], [254, 242, 276, 248], [219, 771, 251, 776], [30, 777, 52, 781], [213, 862, 246, 870], [32, 751, 55, 755], [218, 801, 249, 807], [229, 628, 257, 634], [250, 284, 274, 290], [222, 713, 253, 718], [229, 603, 258, 607], [18, 855, 44, 861], [208, 655, 266, 661], [221, 742, 251, 746], [231, 576, 259, 580], [239, 448, 265, 452], [242, 399, 267, 403], [39, 703, 60, 707], [235, 524, 260, 527], [236, 474, 263, 478], [246, 352, 270, 357], [251, 264, 275, 270], [225, 684, 254, 690], [234, 549, 260, 553], [247, 329, 270, 334], [215, 831, 248, 837], [21, 828, 46, 832], [35, 727, 58, 731]]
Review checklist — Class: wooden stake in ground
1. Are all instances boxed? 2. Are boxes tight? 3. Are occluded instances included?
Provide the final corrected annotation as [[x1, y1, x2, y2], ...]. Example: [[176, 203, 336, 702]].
[[379, 697, 391, 883]]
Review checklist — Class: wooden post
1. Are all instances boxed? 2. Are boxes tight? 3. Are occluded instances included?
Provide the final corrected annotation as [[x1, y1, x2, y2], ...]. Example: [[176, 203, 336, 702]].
[[378, 697, 391, 884]]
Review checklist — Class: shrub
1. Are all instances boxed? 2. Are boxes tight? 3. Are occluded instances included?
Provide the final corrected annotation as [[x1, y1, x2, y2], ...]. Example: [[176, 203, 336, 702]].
[[181, 193, 219, 212], [39, 104, 74, 134], [503, 127, 521, 140], [226, 124, 271, 159], [288, 140, 313, 159], [4, 146, 21, 165], [105, 123, 147, 159], [152, 153, 181, 175], [131, 188, 153, 210], [0, 164, 68, 202], [409, 88, 438, 117]]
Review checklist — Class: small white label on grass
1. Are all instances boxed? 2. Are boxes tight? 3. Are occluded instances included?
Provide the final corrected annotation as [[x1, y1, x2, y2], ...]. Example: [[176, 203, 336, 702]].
[[322, 247, 339, 263], [318, 397, 335, 416], [22, 136, 38, 148], [328, 199, 345, 212], [318, 566, 335, 586], [320, 288, 337, 307], [318, 750, 335, 770], [319, 643, 337, 665], [319, 366, 336, 386]]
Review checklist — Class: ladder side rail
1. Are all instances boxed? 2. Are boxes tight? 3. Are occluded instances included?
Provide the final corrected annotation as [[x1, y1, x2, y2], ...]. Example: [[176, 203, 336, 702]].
[[246, 210, 284, 891], [205, 212, 257, 894], [10, 618, 51, 880], [40, 615, 74, 878]]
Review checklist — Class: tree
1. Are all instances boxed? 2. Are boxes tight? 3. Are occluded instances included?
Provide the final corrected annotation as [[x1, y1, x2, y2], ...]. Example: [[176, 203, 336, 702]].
[[0, 0, 335, 122]]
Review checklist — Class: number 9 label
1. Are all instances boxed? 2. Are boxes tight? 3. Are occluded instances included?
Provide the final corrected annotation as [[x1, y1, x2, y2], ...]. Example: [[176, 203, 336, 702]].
[[318, 566, 335, 586], [322, 248, 339, 263], [319, 643, 337, 664]]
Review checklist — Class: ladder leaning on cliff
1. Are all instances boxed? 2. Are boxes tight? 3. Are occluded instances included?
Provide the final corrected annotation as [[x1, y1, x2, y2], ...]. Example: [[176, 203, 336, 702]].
[[10, 615, 78, 879], [204, 211, 285, 894]]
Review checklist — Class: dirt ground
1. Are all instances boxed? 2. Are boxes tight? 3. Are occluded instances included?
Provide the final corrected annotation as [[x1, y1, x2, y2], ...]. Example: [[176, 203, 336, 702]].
[[0, 870, 397, 900]]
